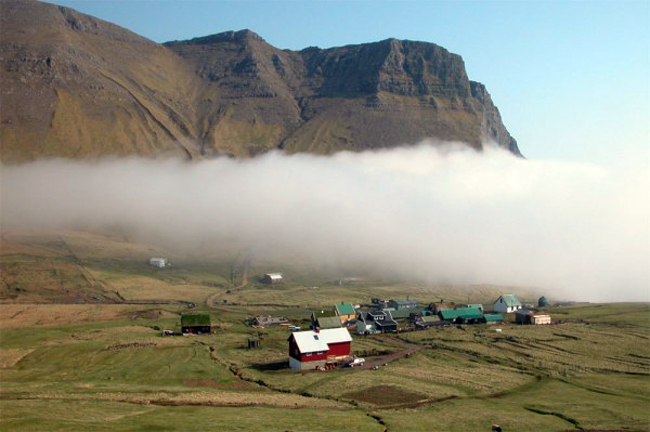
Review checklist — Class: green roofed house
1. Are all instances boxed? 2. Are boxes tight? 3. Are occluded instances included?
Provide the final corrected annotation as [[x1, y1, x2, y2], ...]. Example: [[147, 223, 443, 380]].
[[334, 302, 356, 324], [181, 314, 211, 334], [493, 294, 523, 314]]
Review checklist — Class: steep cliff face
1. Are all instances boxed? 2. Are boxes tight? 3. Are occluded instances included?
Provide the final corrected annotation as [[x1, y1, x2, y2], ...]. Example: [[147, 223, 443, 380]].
[[0, 0, 202, 162], [0, 0, 521, 162]]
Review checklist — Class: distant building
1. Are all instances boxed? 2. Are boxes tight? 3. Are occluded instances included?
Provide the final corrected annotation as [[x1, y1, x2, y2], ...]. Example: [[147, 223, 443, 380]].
[[260, 273, 283, 284], [181, 314, 211, 334], [389, 299, 419, 310], [288, 328, 352, 371], [493, 294, 523, 314], [538, 296, 549, 307], [334, 302, 356, 324], [252, 315, 289, 326], [148, 257, 168, 268]]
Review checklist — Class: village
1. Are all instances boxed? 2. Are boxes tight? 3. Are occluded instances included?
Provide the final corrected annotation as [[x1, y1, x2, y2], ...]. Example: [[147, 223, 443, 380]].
[[173, 270, 553, 373]]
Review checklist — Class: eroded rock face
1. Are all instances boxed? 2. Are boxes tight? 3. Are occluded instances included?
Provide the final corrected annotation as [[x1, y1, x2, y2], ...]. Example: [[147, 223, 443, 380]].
[[1, 0, 521, 162]]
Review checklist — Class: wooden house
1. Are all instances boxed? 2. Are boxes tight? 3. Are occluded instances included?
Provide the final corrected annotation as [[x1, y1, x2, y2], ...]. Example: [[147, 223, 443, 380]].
[[260, 273, 283, 284], [516, 310, 551, 325], [356, 311, 397, 334], [181, 314, 211, 334], [334, 302, 356, 324], [493, 294, 523, 313], [288, 328, 352, 371]]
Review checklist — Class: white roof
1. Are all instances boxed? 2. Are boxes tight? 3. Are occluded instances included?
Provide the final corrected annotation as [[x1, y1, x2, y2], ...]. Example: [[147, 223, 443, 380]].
[[265, 273, 283, 279], [292, 328, 352, 354]]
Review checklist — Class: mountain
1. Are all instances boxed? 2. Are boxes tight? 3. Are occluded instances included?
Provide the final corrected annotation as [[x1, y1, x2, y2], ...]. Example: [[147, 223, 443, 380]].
[[0, 0, 521, 162]]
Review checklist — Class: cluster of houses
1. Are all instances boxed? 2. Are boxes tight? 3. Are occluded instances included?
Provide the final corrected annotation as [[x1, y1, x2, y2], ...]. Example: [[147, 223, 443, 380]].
[[286, 294, 552, 371], [175, 289, 552, 372]]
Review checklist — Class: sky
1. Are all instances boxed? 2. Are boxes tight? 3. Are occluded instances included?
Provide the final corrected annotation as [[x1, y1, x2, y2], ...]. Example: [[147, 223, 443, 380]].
[[45, 0, 650, 166]]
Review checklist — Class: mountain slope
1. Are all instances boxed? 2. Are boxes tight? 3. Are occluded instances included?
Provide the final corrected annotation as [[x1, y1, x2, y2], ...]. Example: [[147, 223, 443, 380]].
[[0, 0, 521, 162]]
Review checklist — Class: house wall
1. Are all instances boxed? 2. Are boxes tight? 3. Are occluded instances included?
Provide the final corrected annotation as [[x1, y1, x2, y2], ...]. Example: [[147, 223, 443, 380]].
[[327, 341, 351, 357], [289, 356, 327, 371], [182, 325, 211, 334], [532, 315, 551, 325]]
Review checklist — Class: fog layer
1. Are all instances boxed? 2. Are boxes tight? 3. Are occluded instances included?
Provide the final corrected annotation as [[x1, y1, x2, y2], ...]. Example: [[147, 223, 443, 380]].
[[2, 142, 648, 301]]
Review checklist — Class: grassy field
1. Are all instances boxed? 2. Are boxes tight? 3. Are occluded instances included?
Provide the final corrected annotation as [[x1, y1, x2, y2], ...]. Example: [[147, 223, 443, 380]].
[[0, 230, 648, 431]]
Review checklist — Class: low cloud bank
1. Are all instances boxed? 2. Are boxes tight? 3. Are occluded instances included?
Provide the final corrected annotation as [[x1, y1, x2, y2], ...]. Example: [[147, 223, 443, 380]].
[[2, 141, 648, 301]]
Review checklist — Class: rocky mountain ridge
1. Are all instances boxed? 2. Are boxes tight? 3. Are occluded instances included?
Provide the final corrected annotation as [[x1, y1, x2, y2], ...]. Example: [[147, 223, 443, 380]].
[[0, 0, 521, 162]]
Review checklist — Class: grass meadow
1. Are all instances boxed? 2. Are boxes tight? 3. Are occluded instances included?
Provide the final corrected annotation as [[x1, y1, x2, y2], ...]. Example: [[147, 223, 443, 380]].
[[0, 231, 648, 431]]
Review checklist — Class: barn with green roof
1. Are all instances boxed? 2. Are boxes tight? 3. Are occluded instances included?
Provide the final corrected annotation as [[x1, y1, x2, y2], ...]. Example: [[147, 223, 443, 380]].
[[181, 314, 211, 334]]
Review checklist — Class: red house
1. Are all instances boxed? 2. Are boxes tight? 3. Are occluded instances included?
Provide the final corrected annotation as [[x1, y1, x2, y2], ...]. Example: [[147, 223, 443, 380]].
[[288, 328, 352, 371]]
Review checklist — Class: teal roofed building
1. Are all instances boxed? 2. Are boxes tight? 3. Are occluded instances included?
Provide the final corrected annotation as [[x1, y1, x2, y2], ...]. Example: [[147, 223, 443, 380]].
[[439, 308, 485, 324], [334, 302, 356, 324], [493, 294, 523, 313]]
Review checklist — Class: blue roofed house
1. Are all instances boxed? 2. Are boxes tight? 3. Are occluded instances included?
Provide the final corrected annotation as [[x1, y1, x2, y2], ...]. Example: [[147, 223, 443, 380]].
[[493, 294, 523, 314]]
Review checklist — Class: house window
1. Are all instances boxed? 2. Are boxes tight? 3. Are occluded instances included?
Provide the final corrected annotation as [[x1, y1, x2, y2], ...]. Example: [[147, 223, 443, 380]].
[[306, 352, 312, 357]]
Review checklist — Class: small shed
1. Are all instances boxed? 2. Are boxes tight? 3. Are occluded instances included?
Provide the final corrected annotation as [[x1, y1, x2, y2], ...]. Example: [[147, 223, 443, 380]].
[[260, 273, 283, 284], [248, 338, 261, 349], [149, 257, 168, 268], [181, 314, 211, 334]]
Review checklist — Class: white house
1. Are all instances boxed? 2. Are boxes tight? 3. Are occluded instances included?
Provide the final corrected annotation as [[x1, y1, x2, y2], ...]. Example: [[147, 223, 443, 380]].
[[149, 257, 168, 268], [493, 294, 522, 313]]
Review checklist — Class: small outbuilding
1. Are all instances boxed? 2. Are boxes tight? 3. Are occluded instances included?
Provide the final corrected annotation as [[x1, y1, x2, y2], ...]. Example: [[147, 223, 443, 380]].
[[260, 273, 283, 284], [181, 314, 211, 334]]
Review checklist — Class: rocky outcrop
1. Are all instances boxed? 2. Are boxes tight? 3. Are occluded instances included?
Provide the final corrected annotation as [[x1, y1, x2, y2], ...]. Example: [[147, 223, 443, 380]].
[[0, 0, 521, 162]]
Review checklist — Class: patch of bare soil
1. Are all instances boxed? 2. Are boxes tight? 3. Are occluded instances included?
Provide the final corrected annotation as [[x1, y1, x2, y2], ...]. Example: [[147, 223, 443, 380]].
[[344, 385, 426, 406]]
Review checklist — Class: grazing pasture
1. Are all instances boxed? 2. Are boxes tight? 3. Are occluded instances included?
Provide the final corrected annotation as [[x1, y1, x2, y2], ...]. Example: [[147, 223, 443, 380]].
[[0, 231, 648, 431]]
